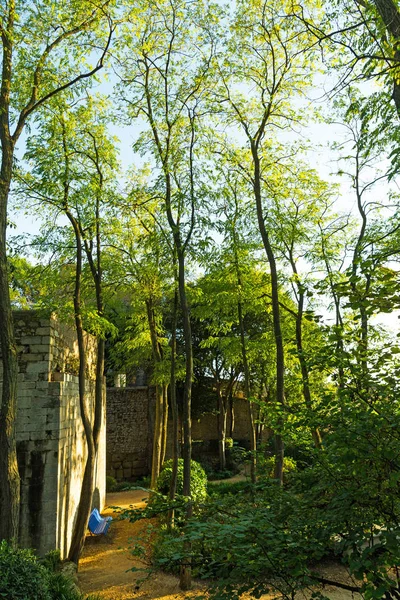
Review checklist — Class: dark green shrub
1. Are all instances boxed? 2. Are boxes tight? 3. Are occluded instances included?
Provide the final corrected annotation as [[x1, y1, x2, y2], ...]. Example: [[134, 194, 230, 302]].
[[152, 527, 183, 575], [106, 475, 117, 492], [0, 540, 51, 600], [47, 571, 81, 600], [207, 479, 253, 497], [40, 549, 61, 572], [207, 469, 234, 481], [156, 459, 207, 503]]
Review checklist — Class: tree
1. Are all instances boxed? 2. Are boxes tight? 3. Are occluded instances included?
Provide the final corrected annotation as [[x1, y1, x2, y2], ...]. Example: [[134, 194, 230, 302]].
[[117, 0, 217, 587], [215, 0, 316, 483], [106, 183, 175, 489], [16, 97, 119, 561], [0, 0, 115, 542]]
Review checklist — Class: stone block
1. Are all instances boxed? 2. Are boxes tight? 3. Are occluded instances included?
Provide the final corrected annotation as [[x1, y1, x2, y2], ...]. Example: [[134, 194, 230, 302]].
[[26, 361, 49, 375], [20, 336, 42, 345], [30, 345, 49, 353], [123, 468, 132, 478], [23, 372, 39, 382], [35, 327, 51, 335]]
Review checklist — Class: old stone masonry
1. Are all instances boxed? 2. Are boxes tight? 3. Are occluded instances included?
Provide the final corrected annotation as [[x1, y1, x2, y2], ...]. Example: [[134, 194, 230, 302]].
[[0, 311, 106, 558]]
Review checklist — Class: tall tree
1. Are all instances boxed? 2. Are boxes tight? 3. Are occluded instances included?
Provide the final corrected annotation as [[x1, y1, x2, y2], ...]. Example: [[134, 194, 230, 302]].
[[117, 0, 217, 587], [216, 0, 315, 483], [16, 97, 119, 561], [0, 0, 115, 542]]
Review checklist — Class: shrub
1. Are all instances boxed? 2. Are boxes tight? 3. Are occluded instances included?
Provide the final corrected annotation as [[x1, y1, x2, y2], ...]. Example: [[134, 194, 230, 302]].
[[258, 455, 297, 480], [106, 475, 117, 492], [47, 571, 81, 600], [207, 479, 253, 497], [40, 549, 61, 572], [207, 469, 234, 481], [0, 540, 51, 600], [156, 459, 207, 503]]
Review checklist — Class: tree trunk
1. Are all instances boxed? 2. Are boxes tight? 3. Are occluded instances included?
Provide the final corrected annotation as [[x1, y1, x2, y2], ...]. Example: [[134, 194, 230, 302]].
[[177, 248, 193, 592], [168, 287, 179, 527], [288, 253, 322, 449], [161, 384, 168, 467], [146, 298, 164, 489], [0, 166, 20, 542], [218, 388, 227, 471], [252, 145, 285, 486], [151, 384, 164, 489], [65, 211, 95, 564], [0, 207, 19, 541], [0, 8, 20, 537], [228, 392, 235, 439]]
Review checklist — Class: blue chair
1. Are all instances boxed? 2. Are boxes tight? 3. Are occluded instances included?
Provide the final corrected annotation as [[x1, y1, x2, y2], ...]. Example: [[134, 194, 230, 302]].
[[88, 508, 112, 535]]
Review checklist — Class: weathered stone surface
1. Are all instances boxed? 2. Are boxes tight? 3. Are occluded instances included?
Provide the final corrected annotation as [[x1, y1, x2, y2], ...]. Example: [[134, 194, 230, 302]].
[[0, 310, 106, 560], [106, 387, 153, 481]]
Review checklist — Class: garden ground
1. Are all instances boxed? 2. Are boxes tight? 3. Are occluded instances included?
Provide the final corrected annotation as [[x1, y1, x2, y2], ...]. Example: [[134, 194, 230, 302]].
[[78, 487, 363, 600]]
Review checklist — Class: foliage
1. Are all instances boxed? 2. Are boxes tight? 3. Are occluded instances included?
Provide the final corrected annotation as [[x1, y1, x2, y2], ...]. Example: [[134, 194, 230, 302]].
[[257, 455, 297, 481], [0, 541, 97, 600], [156, 459, 207, 504], [106, 476, 117, 493], [0, 540, 51, 600]]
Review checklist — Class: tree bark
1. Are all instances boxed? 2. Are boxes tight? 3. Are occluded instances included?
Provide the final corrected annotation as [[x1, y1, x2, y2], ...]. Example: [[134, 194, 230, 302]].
[[0, 1, 20, 542], [287, 251, 322, 449], [146, 298, 164, 489], [161, 384, 168, 467], [217, 387, 227, 471], [176, 247, 193, 591], [168, 286, 179, 527], [252, 145, 285, 486]]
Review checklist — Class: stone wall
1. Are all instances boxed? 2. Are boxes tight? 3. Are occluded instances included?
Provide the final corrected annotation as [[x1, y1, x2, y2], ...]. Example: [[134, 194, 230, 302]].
[[0, 311, 105, 558], [106, 386, 255, 480], [106, 387, 154, 480]]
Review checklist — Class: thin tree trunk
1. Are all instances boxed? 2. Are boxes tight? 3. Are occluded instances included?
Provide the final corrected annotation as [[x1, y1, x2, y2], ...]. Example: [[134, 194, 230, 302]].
[[287, 251, 322, 449], [232, 226, 257, 483], [237, 295, 257, 484], [228, 391, 235, 439], [252, 145, 285, 486], [161, 384, 168, 467], [146, 298, 164, 489], [151, 384, 164, 489], [176, 248, 193, 591], [0, 2, 20, 541], [168, 286, 179, 527], [65, 211, 94, 564], [218, 387, 227, 471]]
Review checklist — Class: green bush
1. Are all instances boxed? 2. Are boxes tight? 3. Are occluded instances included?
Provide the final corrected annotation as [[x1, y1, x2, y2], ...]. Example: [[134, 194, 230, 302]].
[[258, 455, 297, 480], [40, 549, 61, 572], [0, 540, 51, 600], [0, 541, 97, 600], [156, 459, 207, 503], [207, 469, 234, 481], [152, 527, 183, 575], [207, 479, 253, 497], [47, 571, 81, 600], [106, 475, 117, 492]]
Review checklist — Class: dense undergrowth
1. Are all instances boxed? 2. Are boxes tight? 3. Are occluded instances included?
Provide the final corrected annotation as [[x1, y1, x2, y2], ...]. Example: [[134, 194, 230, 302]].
[[0, 541, 101, 600], [122, 405, 400, 600]]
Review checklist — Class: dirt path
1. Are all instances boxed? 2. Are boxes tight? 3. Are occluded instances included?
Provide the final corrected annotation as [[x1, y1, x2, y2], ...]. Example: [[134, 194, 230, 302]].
[[78, 488, 362, 600], [78, 489, 205, 600]]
